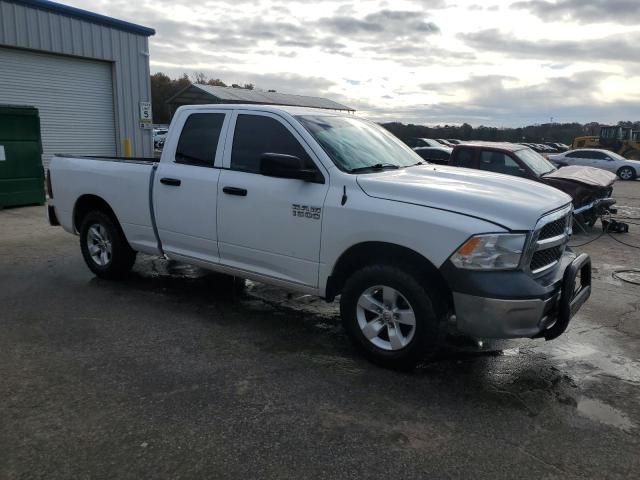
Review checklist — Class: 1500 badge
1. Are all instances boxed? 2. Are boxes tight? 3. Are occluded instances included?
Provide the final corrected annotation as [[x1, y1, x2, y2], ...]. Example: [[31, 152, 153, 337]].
[[292, 204, 321, 220]]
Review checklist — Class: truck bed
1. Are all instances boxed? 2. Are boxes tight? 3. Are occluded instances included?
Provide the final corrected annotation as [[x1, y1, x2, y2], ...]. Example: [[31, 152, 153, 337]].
[[49, 154, 160, 255]]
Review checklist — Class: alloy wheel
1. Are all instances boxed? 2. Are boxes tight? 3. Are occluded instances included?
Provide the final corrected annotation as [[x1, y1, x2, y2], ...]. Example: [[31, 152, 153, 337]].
[[87, 223, 112, 266], [619, 167, 634, 180], [356, 285, 416, 351]]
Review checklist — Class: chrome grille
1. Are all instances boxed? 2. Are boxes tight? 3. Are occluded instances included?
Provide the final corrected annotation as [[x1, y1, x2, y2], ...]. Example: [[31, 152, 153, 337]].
[[526, 207, 572, 275], [539, 218, 567, 240], [531, 246, 563, 271]]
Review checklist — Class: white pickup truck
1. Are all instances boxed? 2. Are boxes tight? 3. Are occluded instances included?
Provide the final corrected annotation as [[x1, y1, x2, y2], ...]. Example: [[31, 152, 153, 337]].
[[47, 104, 591, 368]]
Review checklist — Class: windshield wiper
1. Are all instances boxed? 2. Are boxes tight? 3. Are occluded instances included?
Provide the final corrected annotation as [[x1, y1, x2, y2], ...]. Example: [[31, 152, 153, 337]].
[[349, 163, 400, 173]]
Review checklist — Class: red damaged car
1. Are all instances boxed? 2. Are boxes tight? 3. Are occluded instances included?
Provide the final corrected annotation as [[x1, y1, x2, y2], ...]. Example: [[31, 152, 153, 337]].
[[448, 143, 617, 226]]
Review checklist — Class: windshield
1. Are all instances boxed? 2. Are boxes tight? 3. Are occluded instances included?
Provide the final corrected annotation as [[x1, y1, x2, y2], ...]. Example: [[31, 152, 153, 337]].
[[296, 115, 422, 172], [515, 148, 557, 176]]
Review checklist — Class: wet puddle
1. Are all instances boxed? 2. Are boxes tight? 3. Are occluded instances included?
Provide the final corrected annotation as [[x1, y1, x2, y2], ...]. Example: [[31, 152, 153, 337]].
[[577, 398, 635, 432], [538, 341, 640, 384]]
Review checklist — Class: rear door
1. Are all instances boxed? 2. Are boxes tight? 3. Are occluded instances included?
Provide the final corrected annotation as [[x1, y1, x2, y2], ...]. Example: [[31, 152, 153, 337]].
[[153, 110, 230, 263], [565, 151, 593, 166], [216, 111, 329, 287]]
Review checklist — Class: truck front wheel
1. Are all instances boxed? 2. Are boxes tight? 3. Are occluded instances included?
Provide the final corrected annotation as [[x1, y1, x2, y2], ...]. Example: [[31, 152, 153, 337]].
[[79, 210, 136, 280], [340, 265, 444, 369]]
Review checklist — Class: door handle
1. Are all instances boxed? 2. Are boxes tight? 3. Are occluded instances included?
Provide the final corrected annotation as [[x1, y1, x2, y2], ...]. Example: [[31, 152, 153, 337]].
[[160, 177, 181, 186], [222, 186, 247, 196]]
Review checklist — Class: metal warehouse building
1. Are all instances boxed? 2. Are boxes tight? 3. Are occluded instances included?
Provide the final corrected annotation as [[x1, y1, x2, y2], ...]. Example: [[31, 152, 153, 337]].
[[0, 0, 155, 166]]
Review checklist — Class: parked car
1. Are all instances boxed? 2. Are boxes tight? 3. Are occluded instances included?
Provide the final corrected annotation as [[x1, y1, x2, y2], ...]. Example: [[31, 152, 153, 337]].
[[519, 143, 542, 153], [545, 142, 569, 152], [153, 128, 168, 149], [436, 139, 455, 147], [410, 138, 442, 148], [548, 149, 640, 181], [412, 146, 452, 165], [448, 143, 617, 225], [46, 105, 591, 369]]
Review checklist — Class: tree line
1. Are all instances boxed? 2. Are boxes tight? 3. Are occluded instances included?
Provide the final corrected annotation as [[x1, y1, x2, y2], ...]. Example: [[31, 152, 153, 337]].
[[382, 120, 640, 146]]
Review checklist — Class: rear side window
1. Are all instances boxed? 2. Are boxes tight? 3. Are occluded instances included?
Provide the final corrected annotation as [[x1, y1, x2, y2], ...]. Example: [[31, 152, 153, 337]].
[[455, 149, 474, 167], [479, 151, 524, 176], [231, 114, 312, 173], [175, 113, 225, 167]]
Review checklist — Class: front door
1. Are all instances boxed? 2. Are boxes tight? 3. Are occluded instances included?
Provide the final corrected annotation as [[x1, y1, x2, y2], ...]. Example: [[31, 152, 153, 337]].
[[154, 110, 230, 263], [217, 111, 329, 287]]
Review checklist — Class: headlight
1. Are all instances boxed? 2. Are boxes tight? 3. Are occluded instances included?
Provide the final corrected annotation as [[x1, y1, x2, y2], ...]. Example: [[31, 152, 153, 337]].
[[450, 234, 526, 270]]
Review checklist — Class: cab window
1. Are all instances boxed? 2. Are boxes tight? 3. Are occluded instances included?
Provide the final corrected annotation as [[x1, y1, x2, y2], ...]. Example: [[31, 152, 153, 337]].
[[231, 114, 314, 173], [479, 151, 525, 176], [175, 113, 225, 167], [455, 149, 475, 168]]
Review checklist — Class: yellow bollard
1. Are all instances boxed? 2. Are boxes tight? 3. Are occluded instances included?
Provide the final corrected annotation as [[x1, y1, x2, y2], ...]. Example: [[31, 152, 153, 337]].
[[123, 138, 133, 158]]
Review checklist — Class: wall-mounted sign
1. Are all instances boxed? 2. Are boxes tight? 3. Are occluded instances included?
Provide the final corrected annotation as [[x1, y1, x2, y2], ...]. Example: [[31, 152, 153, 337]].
[[140, 101, 152, 125]]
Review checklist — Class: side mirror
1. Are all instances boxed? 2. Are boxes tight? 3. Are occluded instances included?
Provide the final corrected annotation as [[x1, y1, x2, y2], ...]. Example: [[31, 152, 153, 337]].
[[260, 153, 323, 183]]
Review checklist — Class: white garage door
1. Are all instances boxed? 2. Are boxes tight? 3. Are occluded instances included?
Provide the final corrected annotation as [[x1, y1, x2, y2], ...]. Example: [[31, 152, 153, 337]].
[[0, 47, 116, 167]]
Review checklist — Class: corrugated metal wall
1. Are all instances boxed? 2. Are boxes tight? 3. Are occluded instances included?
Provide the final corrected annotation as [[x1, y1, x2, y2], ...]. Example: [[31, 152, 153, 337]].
[[0, 0, 153, 157]]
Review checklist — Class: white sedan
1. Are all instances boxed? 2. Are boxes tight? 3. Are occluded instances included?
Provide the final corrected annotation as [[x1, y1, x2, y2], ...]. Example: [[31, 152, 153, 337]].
[[548, 149, 640, 181]]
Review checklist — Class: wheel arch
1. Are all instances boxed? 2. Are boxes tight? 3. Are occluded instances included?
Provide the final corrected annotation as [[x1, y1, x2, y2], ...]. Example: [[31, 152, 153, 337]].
[[325, 241, 452, 307], [73, 194, 121, 234]]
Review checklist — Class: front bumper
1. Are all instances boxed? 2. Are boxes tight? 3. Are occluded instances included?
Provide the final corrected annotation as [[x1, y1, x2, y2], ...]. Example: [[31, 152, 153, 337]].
[[447, 251, 591, 340], [574, 196, 616, 216]]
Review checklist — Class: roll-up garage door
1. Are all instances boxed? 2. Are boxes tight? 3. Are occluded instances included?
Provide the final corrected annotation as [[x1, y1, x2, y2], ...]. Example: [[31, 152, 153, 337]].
[[0, 46, 116, 167]]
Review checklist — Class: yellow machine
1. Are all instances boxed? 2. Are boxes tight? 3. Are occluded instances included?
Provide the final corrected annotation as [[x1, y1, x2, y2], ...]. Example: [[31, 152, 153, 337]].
[[573, 126, 640, 160]]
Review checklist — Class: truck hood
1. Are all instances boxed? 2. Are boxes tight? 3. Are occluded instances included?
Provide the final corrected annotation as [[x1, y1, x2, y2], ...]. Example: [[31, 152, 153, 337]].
[[356, 165, 572, 230]]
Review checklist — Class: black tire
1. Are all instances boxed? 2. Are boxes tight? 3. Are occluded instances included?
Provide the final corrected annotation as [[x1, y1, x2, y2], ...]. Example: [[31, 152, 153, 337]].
[[79, 210, 136, 280], [617, 166, 636, 181], [340, 264, 445, 370]]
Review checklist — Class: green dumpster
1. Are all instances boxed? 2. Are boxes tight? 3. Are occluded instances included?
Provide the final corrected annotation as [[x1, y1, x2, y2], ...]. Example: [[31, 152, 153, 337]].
[[0, 105, 45, 208]]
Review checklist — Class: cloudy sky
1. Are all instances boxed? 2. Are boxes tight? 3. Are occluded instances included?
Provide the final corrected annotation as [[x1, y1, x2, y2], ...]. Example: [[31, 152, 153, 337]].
[[67, 0, 639, 126]]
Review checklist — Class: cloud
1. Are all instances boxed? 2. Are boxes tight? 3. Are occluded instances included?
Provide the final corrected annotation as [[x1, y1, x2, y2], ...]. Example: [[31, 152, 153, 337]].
[[399, 71, 634, 125], [512, 0, 640, 25], [62, 0, 640, 127], [318, 9, 440, 42], [459, 29, 640, 63]]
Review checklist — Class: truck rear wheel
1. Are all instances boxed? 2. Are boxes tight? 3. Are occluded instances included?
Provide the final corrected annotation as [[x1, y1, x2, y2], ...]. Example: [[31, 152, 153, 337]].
[[339, 264, 444, 369], [79, 210, 136, 280]]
